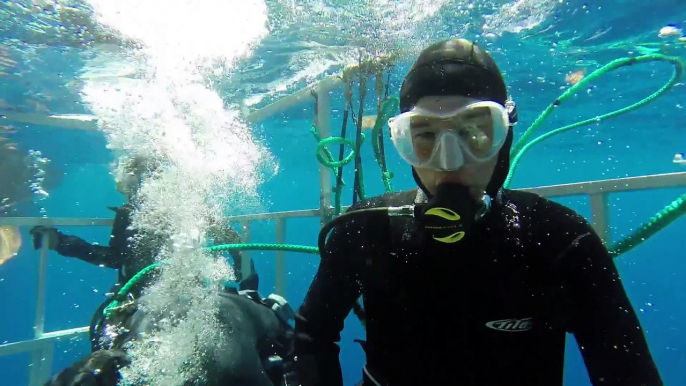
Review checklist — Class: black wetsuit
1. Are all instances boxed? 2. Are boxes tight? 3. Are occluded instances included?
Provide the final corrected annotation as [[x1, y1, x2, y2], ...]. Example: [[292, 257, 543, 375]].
[[292, 188, 663, 386], [54, 205, 157, 295], [53, 205, 258, 295], [44, 289, 295, 386]]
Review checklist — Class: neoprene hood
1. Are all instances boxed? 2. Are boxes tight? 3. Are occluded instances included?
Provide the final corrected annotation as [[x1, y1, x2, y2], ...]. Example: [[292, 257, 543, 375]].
[[399, 38, 516, 198]]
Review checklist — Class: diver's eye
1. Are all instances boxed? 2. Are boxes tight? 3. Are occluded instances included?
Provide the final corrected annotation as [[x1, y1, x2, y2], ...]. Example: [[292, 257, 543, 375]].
[[413, 132, 436, 141]]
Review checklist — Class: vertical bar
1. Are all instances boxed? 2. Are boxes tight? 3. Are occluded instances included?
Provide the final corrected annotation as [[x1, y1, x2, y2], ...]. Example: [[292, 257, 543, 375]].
[[38, 343, 54, 384], [240, 221, 252, 281], [35, 236, 48, 336], [589, 193, 610, 244], [28, 344, 53, 386], [274, 218, 287, 296], [28, 349, 43, 386], [314, 88, 333, 227], [29, 236, 49, 386]]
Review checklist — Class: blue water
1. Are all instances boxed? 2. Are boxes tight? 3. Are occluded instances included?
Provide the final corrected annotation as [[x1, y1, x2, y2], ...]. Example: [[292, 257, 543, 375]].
[[1, 0, 686, 385]]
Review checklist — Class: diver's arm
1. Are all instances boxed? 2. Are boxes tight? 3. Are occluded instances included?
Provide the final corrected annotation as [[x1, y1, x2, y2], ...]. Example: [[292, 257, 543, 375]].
[[53, 208, 128, 269], [290, 224, 363, 386], [567, 227, 663, 385], [54, 233, 122, 269]]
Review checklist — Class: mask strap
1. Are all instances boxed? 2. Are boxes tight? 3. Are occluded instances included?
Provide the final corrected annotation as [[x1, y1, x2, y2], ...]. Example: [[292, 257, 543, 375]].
[[506, 97, 518, 125]]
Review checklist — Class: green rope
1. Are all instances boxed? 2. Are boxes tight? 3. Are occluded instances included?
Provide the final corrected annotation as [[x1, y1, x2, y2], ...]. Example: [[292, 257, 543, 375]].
[[103, 262, 165, 316], [313, 129, 365, 215], [357, 149, 367, 201], [506, 54, 684, 188], [311, 126, 355, 172], [311, 126, 359, 215], [103, 243, 320, 316], [315, 135, 358, 169], [502, 54, 685, 258], [371, 97, 400, 193], [609, 194, 686, 257], [313, 97, 398, 215], [205, 243, 319, 254]]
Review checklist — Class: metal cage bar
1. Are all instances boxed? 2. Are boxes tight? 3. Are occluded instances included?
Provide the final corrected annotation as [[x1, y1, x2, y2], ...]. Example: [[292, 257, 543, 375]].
[[314, 89, 334, 226], [274, 218, 287, 296], [239, 221, 253, 281]]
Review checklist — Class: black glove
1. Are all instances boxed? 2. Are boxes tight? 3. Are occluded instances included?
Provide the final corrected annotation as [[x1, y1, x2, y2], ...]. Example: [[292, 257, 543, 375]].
[[43, 349, 130, 386], [29, 226, 59, 250]]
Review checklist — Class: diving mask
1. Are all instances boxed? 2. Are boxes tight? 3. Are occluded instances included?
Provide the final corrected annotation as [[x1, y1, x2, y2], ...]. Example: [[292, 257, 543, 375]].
[[388, 99, 510, 171]]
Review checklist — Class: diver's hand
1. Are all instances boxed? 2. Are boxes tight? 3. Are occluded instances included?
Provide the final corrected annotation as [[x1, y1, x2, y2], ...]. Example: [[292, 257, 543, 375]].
[[43, 349, 130, 386], [29, 226, 59, 250]]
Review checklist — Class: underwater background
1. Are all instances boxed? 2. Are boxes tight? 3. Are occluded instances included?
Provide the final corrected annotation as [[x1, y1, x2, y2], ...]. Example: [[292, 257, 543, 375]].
[[1, 0, 685, 385]]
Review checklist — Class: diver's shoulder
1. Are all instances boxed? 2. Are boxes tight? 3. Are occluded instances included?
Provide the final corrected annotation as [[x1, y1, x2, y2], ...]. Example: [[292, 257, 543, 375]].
[[345, 189, 419, 213], [503, 189, 589, 229]]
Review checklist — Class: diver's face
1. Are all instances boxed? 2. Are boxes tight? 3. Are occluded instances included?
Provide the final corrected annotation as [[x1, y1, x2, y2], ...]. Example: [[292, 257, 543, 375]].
[[411, 96, 498, 196]]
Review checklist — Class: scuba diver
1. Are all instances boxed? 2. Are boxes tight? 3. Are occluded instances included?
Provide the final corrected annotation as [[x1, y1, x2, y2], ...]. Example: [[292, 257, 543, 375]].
[[40, 156, 291, 386], [28, 156, 259, 296], [43, 288, 297, 386], [28, 156, 259, 351], [288, 38, 663, 386]]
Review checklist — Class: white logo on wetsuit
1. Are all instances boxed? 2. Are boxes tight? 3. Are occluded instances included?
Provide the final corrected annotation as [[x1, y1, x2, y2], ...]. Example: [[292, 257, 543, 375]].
[[485, 317, 533, 332]]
